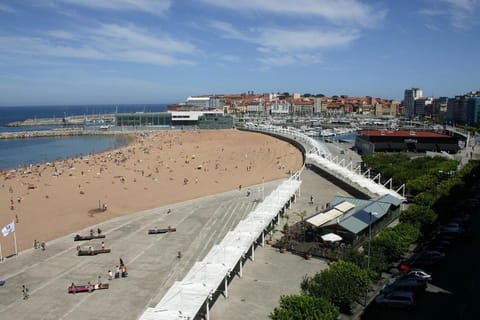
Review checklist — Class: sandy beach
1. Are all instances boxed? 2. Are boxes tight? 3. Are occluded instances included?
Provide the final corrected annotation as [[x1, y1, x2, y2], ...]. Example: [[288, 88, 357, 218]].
[[0, 129, 302, 256]]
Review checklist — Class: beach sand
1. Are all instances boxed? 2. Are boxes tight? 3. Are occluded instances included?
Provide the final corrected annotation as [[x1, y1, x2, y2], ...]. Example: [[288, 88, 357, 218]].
[[0, 129, 302, 255]]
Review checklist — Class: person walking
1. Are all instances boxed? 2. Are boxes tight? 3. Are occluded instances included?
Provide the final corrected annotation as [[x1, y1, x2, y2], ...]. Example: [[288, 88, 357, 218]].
[[108, 270, 113, 281], [22, 285, 29, 300]]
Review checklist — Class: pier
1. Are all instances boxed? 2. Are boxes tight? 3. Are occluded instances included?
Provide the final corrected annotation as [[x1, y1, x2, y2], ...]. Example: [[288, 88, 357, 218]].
[[6, 114, 115, 127]]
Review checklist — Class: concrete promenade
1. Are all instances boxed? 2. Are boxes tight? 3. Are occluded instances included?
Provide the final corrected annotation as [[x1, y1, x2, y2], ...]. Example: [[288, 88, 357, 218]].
[[0, 180, 281, 320]]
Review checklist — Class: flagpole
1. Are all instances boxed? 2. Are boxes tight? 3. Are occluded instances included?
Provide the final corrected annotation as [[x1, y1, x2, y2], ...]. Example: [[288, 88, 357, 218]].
[[13, 220, 18, 257]]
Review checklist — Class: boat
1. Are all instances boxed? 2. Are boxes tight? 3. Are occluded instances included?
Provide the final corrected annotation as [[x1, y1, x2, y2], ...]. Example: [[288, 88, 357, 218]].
[[78, 248, 111, 256], [148, 226, 177, 234], [68, 283, 109, 294], [74, 234, 106, 241]]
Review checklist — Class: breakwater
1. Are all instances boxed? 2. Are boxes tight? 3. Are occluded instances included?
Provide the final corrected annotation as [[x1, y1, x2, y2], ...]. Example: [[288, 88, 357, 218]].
[[0, 128, 124, 139], [6, 114, 115, 127]]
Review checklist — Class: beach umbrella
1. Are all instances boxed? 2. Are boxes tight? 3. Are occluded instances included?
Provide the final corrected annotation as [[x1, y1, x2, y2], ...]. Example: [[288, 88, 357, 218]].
[[321, 233, 342, 242]]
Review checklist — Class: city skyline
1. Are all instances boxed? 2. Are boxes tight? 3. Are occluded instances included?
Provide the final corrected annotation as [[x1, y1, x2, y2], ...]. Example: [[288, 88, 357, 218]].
[[0, 0, 479, 106]]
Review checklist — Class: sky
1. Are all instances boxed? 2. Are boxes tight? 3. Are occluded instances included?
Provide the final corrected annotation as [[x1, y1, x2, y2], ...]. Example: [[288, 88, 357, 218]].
[[0, 0, 479, 106]]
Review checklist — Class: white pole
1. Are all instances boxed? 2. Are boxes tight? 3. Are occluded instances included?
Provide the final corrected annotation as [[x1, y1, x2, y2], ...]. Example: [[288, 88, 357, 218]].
[[13, 221, 18, 257], [262, 177, 265, 201], [0, 240, 3, 263], [206, 299, 210, 320]]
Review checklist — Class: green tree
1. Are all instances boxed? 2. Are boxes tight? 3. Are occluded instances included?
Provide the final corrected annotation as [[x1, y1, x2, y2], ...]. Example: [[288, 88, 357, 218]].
[[301, 261, 370, 313], [269, 294, 339, 320], [413, 192, 436, 206], [406, 174, 437, 195], [399, 204, 437, 227]]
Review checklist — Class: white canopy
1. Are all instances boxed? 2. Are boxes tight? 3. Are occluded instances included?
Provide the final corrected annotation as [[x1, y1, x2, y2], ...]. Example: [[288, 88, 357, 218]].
[[139, 176, 302, 320], [321, 233, 343, 242]]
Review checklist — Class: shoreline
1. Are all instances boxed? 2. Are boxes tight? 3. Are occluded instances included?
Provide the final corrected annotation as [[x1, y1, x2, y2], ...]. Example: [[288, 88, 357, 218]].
[[0, 129, 303, 255]]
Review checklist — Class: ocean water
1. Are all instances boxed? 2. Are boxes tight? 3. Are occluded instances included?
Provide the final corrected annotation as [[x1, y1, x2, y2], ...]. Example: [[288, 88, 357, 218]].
[[0, 104, 166, 169], [0, 104, 167, 132]]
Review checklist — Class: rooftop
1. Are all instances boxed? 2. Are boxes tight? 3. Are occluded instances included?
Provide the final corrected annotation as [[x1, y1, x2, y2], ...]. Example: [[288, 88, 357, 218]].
[[359, 130, 449, 138]]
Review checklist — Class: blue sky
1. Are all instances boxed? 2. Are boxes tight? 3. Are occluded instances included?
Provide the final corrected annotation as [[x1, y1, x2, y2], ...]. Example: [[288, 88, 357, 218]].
[[0, 0, 479, 106]]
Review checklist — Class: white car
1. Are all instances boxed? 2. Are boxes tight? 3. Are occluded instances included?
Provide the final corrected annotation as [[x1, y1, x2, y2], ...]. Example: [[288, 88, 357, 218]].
[[404, 269, 432, 281], [375, 291, 415, 309]]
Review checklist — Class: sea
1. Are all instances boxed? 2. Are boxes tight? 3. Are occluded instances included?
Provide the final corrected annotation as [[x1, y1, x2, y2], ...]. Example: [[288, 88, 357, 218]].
[[0, 104, 166, 170]]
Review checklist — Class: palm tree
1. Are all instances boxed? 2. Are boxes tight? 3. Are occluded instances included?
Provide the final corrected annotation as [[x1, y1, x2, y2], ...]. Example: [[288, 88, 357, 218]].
[[294, 210, 308, 242]]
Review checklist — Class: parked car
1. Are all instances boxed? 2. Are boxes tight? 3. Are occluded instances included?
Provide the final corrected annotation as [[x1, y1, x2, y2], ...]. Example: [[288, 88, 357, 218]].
[[403, 269, 432, 281], [418, 250, 446, 261], [440, 224, 464, 235], [403, 250, 445, 269], [381, 278, 427, 294], [375, 291, 415, 310]]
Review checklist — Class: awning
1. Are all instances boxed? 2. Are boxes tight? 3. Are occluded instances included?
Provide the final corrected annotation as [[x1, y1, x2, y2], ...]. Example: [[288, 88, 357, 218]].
[[321, 233, 342, 242], [334, 201, 355, 213], [306, 208, 343, 227]]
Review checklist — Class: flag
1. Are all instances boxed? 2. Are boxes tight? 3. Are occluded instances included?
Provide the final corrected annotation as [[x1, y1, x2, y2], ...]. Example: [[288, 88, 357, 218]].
[[2, 222, 15, 237]]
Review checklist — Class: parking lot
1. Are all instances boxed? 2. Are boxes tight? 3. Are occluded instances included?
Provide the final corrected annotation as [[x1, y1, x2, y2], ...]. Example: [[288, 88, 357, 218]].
[[362, 191, 480, 319]]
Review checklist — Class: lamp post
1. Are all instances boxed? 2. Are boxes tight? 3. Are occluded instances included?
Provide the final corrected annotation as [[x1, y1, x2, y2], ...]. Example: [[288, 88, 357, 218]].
[[367, 212, 378, 270]]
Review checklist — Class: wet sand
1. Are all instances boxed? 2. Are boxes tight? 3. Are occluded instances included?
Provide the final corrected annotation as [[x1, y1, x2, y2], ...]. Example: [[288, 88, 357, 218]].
[[0, 129, 302, 256]]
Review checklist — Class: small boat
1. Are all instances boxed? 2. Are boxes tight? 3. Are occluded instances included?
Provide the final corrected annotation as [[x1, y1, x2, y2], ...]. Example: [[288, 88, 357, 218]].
[[74, 234, 106, 241], [78, 248, 111, 256], [68, 283, 109, 293], [148, 227, 176, 234]]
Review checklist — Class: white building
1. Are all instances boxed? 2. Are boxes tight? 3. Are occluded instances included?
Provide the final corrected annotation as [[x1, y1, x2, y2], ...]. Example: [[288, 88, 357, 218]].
[[186, 96, 211, 108], [270, 101, 290, 114]]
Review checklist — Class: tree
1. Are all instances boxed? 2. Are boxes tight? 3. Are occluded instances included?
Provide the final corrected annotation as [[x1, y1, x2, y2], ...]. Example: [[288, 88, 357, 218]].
[[413, 192, 436, 206], [301, 261, 370, 313], [399, 204, 437, 227], [294, 210, 307, 241], [269, 294, 339, 320]]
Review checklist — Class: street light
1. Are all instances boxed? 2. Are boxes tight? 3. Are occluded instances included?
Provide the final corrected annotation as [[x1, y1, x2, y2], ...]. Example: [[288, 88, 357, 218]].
[[367, 212, 379, 270]]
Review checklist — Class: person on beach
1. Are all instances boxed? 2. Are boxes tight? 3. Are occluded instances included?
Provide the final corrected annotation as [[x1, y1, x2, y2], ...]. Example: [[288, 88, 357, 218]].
[[22, 285, 29, 299], [40, 242, 46, 251], [108, 270, 113, 281], [121, 265, 127, 278], [114, 266, 120, 279], [101, 241, 105, 250]]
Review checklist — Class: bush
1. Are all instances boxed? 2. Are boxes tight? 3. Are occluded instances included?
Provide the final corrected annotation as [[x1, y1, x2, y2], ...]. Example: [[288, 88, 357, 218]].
[[301, 261, 370, 314], [269, 294, 339, 320]]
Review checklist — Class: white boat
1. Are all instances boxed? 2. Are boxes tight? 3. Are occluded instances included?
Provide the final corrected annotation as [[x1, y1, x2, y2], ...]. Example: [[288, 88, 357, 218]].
[[320, 129, 335, 137]]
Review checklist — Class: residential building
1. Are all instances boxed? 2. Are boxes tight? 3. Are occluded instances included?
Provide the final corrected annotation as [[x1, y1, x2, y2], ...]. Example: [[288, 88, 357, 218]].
[[404, 88, 422, 117]]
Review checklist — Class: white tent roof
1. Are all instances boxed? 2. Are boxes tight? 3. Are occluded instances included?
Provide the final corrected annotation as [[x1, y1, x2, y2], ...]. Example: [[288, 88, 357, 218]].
[[139, 177, 302, 320], [321, 232, 343, 242]]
